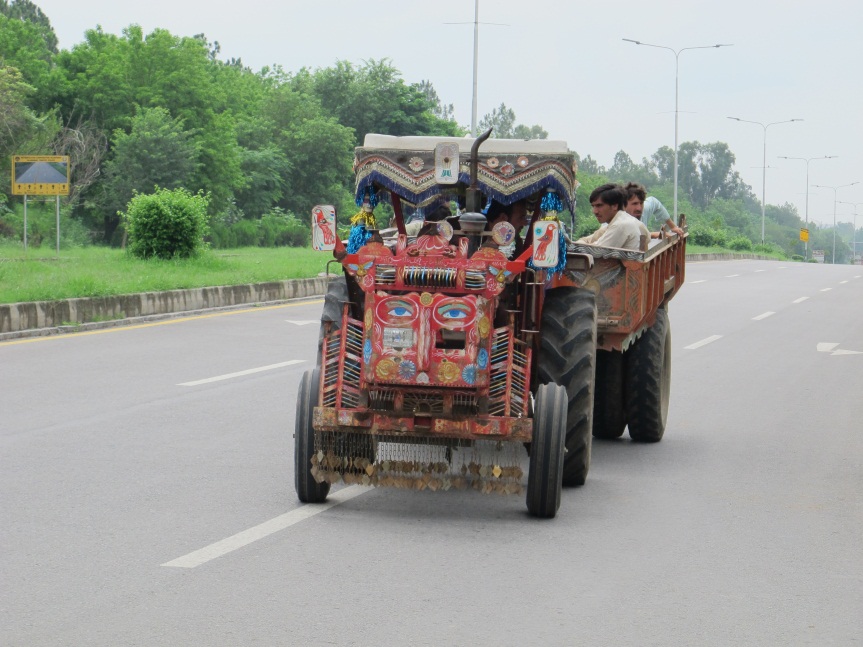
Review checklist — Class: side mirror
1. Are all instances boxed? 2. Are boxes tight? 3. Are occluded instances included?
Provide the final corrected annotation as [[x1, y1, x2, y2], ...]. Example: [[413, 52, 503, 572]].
[[311, 205, 336, 251]]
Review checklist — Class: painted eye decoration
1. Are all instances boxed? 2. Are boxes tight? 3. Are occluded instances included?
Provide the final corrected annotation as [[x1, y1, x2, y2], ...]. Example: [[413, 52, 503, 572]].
[[432, 298, 476, 328], [376, 297, 418, 324]]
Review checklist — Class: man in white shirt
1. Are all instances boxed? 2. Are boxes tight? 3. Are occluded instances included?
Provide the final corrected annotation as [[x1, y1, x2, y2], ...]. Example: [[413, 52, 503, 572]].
[[623, 182, 685, 238], [577, 183, 650, 251]]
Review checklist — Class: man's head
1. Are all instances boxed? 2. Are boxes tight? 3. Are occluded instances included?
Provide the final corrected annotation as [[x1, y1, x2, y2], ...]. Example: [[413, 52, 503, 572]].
[[487, 199, 529, 229], [623, 182, 647, 220], [589, 183, 626, 224]]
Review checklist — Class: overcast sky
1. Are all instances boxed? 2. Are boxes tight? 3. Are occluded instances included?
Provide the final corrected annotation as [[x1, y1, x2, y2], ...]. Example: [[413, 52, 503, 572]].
[[34, 0, 863, 227]]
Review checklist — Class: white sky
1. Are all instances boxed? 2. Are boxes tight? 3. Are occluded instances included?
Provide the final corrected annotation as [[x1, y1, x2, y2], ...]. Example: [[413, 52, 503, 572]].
[[35, 0, 863, 227]]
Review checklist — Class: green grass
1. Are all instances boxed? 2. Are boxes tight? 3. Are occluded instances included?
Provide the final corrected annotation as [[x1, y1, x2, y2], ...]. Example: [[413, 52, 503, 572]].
[[0, 240, 792, 305], [0, 244, 332, 304]]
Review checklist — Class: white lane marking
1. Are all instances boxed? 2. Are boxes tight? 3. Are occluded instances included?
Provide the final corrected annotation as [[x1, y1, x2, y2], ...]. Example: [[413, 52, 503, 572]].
[[832, 349, 863, 356], [793, 297, 809, 304], [817, 343, 839, 353], [821, 288, 833, 292], [778, 266, 787, 269], [179, 360, 305, 386], [752, 311, 775, 321], [286, 320, 319, 326], [162, 486, 367, 568], [725, 274, 740, 278], [855, 276, 861, 279], [689, 279, 707, 284], [754, 270, 766, 273], [685, 335, 723, 350], [840, 280, 848, 284]]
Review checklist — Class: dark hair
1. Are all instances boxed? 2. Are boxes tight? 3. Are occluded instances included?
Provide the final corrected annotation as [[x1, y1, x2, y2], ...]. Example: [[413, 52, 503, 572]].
[[623, 182, 647, 203], [589, 183, 626, 210]]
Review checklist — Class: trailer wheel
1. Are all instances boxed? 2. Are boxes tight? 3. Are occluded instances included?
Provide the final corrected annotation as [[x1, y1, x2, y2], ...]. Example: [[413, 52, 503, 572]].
[[593, 350, 626, 439], [526, 383, 567, 518], [624, 309, 671, 443], [538, 287, 596, 486], [295, 368, 330, 503]]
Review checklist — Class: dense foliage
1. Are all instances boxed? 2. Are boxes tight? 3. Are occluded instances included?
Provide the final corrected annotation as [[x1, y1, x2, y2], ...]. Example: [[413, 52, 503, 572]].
[[0, 0, 859, 262]]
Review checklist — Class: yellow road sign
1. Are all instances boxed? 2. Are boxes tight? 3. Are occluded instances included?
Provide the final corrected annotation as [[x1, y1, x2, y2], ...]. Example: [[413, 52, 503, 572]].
[[800, 228, 809, 242], [11, 155, 70, 195]]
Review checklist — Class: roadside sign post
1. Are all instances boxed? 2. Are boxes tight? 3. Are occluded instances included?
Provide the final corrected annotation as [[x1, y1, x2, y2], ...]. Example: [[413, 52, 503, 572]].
[[11, 155, 70, 255]]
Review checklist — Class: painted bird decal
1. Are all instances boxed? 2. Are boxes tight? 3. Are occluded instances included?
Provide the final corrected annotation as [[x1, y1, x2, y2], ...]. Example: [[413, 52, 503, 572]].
[[533, 223, 556, 261]]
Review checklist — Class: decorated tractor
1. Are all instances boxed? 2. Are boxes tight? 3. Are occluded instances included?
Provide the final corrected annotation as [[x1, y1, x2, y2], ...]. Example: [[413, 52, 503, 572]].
[[295, 130, 686, 518]]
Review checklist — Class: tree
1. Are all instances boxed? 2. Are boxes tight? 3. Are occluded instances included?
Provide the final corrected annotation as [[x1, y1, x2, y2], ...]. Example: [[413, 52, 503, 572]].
[[479, 102, 547, 140], [100, 106, 198, 242], [676, 141, 747, 209], [0, 64, 58, 192], [0, 12, 54, 93], [416, 79, 455, 121], [300, 59, 461, 145], [0, 0, 57, 53]]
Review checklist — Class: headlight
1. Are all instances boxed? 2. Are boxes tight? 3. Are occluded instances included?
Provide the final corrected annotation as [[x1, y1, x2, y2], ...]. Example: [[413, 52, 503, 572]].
[[382, 327, 414, 349]]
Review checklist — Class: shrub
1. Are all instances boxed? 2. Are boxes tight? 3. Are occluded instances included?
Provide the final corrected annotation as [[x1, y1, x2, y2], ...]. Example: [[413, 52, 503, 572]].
[[728, 236, 753, 251], [754, 242, 780, 255], [123, 188, 210, 259], [688, 224, 729, 247], [791, 254, 804, 261]]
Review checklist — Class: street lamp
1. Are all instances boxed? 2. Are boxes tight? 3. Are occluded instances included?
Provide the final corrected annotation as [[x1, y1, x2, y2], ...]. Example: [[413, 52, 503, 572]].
[[838, 201, 863, 264], [812, 182, 860, 264], [728, 117, 803, 245], [623, 39, 732, 222], [778, 155, 836, 260]]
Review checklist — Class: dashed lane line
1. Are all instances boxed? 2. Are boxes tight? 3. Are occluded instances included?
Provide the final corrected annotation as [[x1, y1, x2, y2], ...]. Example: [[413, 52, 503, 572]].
[[179, 360, 306, 386], [685, 335, 723, 350], [793, 297, 809, 304], [725, 274, 740, 278], [689, 280, 707, 284], [162, 486, 367, 568], [752, 311, 775, 321], [821, 288, 833, 292]]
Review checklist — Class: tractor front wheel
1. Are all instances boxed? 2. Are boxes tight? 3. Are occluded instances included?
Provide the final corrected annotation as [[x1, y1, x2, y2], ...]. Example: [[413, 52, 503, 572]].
[[294, 368, 330, 503], [526, 383, 567, 518]]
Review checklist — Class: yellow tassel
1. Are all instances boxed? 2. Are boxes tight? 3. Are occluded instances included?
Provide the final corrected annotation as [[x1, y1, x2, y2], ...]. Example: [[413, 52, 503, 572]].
[[350, 204, 376, 228]]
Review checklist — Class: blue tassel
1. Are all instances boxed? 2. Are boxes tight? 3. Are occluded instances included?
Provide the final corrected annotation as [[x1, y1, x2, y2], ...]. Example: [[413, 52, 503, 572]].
[[347, 225, 372, 254], [552, 231, 567, 275], [541, 190, 563, 213]]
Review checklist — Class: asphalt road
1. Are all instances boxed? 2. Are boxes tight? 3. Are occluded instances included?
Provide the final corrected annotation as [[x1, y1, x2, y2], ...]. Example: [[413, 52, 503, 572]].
[[2, 259, 861, 646]]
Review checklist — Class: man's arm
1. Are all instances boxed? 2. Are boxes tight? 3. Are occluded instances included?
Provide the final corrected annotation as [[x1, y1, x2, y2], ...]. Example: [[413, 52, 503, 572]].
[[645, 196, 684, 236]]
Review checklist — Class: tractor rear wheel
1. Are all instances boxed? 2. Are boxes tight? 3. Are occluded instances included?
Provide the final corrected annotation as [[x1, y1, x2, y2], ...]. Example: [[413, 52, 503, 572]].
[[295, 368, 330, 503], [526, 382, 567, 518], [538, 287, 596, 486], [593, 350, 626, 439], [624, 309, 671, 443]]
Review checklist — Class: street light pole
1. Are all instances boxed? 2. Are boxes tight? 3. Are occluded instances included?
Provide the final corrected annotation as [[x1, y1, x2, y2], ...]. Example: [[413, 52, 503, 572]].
[[728, 118, 803, 245], [778, 155, 836, 260], [812, 182, 859, 264], [838, 201, 863, 264], [471, 0, 479, 137], [623, 39, 732, 222]]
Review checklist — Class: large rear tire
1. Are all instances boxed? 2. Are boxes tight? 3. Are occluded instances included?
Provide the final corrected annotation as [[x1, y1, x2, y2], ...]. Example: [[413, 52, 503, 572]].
[[295, 368, 330, 503], [526, 383, 567, 518], [537, 287, 596, 486], [624, 309, 671, 443], [592, 350, 626, 439]]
